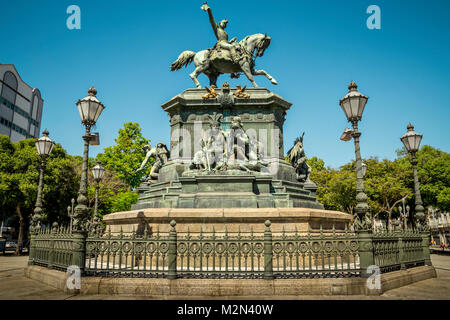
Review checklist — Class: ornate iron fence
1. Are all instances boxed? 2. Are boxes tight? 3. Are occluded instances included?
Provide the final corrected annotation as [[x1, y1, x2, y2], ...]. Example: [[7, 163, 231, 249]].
[[28, 220, 431, 279], [271, 227, 361, 278], [29, 225, 75, 271], [372, 228, 426, 273], [85, 228, 170, 277]]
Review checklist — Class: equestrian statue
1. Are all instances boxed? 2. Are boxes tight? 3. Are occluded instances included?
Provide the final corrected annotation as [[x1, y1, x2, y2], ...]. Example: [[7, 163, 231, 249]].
[[170, 2, 278, 88]]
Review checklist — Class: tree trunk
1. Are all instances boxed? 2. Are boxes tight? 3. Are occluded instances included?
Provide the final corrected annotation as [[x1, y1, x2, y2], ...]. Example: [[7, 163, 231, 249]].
[[14, 205, 24, 256]]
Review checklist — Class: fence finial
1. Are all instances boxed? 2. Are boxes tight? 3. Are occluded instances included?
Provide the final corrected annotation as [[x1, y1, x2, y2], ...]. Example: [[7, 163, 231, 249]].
[[144, 224, 148, 238]]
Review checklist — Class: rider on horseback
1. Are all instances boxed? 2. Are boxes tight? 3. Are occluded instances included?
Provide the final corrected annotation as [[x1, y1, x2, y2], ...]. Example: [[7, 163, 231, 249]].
[[201, 2, 240, 63]]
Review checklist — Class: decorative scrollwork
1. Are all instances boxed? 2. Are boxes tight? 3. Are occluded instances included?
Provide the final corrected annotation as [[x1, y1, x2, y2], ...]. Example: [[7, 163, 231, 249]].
[[349, 241, 359, 251], [202, 243, 213, 254], [337, 241, 346, 252], [215, 243, 225, 254], [324, 241, 333, 252], [122, 242, 132, 253], [299, 242, 309, 253], [189, 243, 200, 254], [110, 241, 120, 252], [311, 242, 321, 253], [159, 242, 169, 253], [254, 243, 263, 254], [178, 242, 187, 254], [134, 243, 145, 254], [228, 243, 238, 254], [273, 242, 283, 254], [147, 242, 156, 253], [286, 242, 296, 253]]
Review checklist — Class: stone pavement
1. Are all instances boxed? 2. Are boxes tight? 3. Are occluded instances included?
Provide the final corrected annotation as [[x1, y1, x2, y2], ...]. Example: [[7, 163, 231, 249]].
[[0, 253, 449, 300]]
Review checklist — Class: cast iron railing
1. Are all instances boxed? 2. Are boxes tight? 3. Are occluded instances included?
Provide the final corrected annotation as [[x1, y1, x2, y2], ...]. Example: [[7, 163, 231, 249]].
[[372, 228, 426, 273], [29, 225, 74, 271], [28, 220, 431, 279]]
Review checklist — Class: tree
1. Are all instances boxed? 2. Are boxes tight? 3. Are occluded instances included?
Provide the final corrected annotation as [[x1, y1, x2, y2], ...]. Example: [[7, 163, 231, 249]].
[[96, 122, 151, 189], [0, 135, 80, 255], [396, 145, 450, 213], [323, 166, 357, 215], [308, 157, 356, 215], [364, 157, 412, 228], [415, 145, 450, 212], [87, 165, 138, 220]]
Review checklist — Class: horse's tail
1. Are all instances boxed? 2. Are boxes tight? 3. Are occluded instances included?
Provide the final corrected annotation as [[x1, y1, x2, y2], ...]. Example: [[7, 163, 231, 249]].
[[170, 51, 196, 71]]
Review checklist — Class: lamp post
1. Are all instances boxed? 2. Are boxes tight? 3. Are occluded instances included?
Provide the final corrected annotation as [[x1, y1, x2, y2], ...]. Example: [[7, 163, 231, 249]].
[[339, 81, 370, 229], [73, 87, 105, 231], [398, 199, 410, 231], [67, 199, 75, 233], [91, 162, 105, 226], [400, 123, 426, 230], [32, 130, 55, 231]]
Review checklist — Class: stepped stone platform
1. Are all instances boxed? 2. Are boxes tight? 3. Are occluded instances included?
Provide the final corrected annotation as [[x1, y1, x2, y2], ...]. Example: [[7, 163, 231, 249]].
[[103, 207, 352, 235], [131, 170, 323, 210]]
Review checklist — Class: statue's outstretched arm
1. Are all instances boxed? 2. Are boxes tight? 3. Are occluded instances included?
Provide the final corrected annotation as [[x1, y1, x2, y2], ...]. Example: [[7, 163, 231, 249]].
[[203, 3, 218, 39], [136, 150, 156, 173]]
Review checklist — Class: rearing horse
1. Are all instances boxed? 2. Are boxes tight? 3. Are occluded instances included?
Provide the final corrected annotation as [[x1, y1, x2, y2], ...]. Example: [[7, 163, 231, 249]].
[[170, 33, 278, 88]]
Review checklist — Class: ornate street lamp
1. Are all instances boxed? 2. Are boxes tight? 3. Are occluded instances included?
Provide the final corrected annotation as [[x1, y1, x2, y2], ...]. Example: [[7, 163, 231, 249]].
[[339, 81, 371, 229], [398, 199, 410, 231], [91, 161, 105, 226], [73, 87, 105, 231], [67, 198, 75, 233], [361, 162, 367, 177], [400, 123, 426, 230], [32, 130, 55, 231]]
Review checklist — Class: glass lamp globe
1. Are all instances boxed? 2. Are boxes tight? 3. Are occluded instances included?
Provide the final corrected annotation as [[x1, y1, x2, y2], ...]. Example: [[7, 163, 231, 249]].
[[400, 123, 422, 153], [35, 129, 55, 157], [339, 81, 369, 123], [75, 86, 105, 126], [92, 162, 105, 182]]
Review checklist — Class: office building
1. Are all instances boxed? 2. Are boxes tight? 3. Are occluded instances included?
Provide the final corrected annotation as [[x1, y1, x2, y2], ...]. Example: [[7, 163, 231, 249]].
[[0, 63, 43, 142]]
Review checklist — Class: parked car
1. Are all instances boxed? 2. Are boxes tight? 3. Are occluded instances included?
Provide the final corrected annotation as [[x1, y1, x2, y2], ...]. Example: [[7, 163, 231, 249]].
[[4, 239, 29, 253]]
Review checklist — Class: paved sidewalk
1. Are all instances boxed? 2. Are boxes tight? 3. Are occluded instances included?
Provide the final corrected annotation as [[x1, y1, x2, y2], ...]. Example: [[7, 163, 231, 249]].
[[0, 253, 449, 300]]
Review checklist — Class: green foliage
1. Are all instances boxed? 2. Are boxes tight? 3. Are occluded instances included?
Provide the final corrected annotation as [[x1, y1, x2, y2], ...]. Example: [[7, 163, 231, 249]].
[[416, 145, 450, 211], [96, 122, 151, 189], [307, 145, 449, 221], [0, 135, 80, 227], [87, 165, 137, 218], [364, 157, 411, 221], [105, 191, 139, 213], [308, 157, 356, 214]]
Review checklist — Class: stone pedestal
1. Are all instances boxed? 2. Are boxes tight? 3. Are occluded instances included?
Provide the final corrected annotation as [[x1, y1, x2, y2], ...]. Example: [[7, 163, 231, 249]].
[[109, 87, 350, 235], [131, 88, 323, 210], [104, 207, 352, 235]]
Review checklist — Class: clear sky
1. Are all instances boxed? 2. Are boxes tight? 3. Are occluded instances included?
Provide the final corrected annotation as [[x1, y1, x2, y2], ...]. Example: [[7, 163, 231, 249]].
[[1, 0, 449, 168]]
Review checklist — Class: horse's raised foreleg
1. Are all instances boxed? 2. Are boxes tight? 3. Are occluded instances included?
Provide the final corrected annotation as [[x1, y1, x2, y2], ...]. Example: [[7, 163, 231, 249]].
[[241, 62, 258, 88], [252, 69, 278, 85]]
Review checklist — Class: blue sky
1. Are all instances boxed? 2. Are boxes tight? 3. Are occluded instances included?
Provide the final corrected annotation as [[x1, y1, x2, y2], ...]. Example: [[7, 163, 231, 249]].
[[1, 0, 449, 168]]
